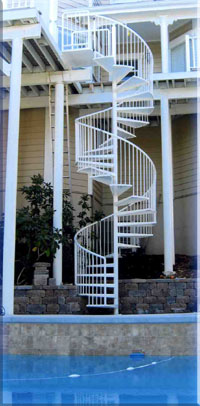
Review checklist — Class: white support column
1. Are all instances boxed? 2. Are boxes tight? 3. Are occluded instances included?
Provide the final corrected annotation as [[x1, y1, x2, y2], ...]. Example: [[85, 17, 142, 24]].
[[49, 0, 58, 42], [44, 107, 53, 184], [160, 95, 175, 276], [3, 37, 23, 315], [160, 16, 170, 74], [53, 83, 64, 285]]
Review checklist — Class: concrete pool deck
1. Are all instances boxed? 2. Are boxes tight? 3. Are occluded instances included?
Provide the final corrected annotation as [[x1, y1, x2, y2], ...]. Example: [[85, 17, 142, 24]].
[[1, 313, 197, 356]]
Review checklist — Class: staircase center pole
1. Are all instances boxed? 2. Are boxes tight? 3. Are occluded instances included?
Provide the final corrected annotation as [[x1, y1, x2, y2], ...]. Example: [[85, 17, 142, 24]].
[[112, 79, 119, 315]]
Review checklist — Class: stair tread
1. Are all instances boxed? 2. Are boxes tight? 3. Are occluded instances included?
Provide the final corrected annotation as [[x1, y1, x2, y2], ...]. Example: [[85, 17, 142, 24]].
[[117, 76, 147, 93], [116, 195, 149, 206], [118, 232, 153, 237], [117, 117, 149, 129], [118, 209, 154, 216], [87, 304, 117, 308], [118, 243, 140, 249], [118, 222, 156, 226]]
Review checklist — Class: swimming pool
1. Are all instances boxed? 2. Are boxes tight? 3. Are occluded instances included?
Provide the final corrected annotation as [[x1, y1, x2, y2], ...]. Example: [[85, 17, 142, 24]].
[[3, 354, 197, 405]]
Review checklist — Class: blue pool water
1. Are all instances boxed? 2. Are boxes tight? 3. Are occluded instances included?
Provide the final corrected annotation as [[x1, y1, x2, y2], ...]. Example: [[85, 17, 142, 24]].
[[3, 355, 197, 405]]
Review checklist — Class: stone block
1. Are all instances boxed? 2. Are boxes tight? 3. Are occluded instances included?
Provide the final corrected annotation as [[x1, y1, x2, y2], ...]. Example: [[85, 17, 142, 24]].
[[138, 283, 149, 290], [126, 283, 138, 290], [46, 304, 59, 314], [174, 282, 186, 289], [156, 283, 168, 290], [42, 297, 58, 304], [28, 290, 45, 297], [15, 290, 27, 297], [157, 296, 166, 304], [69, 303, 81, 313], [136, 304, 149, 314], [27, 304, 46, 314], [14, 305, 20, 314], [14, 296, 29, 304], [29, 297, 42, 305], [59, 304, 70, 314], [19, 304, 27, 314], [176, 290, 184, 297], [58, 296, 65, 305], [168, 290, 176, 297], [167, 297, 176, 304], [144, 296, 157, 304], [49, 278, 56, 286], [185, 289, 195, 297], [45, 290, 55, 296], [129, 290, 146, 297], [149, 304, 163, 313], [151, 289, 162, 297], [33, 275, 48, 286], [176, 296, 190, 304]]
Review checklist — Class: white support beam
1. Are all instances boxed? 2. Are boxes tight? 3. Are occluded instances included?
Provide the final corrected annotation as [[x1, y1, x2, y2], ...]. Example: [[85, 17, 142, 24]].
[[53, 83, 64, 285], [2, 24, 41, 42], [160, 95, 175, 276], [0, 57, 11, 76], [24, 40, 46, 71], [3, 37, 23, 315], [34, 40, 58, 71], [74, 82, 83, 94], [2, 69, 92, 87]]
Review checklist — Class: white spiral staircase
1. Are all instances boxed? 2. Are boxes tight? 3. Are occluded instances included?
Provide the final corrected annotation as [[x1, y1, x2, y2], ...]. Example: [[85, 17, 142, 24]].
[[62, 11, 157, 314]]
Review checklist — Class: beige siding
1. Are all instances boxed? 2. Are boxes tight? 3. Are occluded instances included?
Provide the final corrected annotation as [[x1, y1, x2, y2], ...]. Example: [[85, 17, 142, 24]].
[[0, 111, 8, 215], [173, 115, 197, 199], [148, 42, 161, 73], [17, 108, 45, 207]]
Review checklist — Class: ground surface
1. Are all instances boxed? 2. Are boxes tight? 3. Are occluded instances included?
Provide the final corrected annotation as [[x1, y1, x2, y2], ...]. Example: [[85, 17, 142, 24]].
[[119, 254, 197, 280]]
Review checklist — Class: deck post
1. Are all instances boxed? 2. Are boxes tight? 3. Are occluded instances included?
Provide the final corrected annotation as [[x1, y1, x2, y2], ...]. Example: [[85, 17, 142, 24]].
[[3, 37, 23, 315], [160, 95, 175, 276], [160, 16, 170, 74], [53, 83, 64, 285]]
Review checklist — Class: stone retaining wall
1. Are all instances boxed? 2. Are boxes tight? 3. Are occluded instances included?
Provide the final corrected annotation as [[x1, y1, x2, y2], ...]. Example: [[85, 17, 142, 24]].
[[119, 279, 197, 314], [14, 285, 87, 315], [14, 279, 197, 315], [3, 321, 197, 356]]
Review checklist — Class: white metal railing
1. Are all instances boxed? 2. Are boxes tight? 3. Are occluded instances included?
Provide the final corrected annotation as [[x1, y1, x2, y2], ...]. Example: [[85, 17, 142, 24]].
[[185, 35, 199, 72], [61, 13, 153, 90], [69, 13, 156, 310], [2, 0, 35, 8]]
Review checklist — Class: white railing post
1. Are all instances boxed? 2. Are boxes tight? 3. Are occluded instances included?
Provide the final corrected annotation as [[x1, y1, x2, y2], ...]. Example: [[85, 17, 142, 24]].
[[185, 35, 191, 72]]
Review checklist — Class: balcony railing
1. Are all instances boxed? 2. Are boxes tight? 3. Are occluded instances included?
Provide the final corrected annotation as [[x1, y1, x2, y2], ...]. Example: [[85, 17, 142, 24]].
[[185, 35, 199, 71], [2, 0, 35, 8]]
